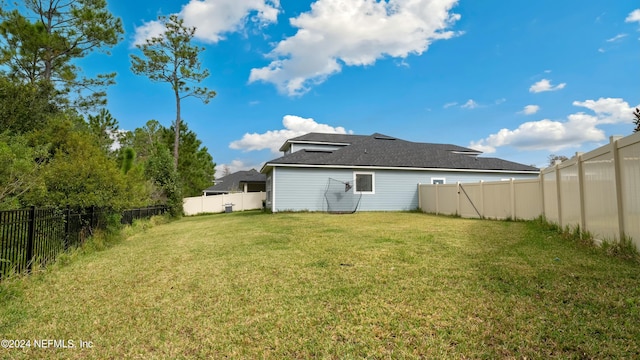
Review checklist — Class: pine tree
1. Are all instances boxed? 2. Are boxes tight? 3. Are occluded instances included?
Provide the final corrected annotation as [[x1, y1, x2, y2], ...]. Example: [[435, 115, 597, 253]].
[[0, 0, 124, 110], [130, 14, 216, 170]]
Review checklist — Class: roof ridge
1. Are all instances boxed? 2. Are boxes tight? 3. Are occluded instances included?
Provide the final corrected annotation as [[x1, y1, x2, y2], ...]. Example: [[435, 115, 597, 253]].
[[264, 132, 539, 173]]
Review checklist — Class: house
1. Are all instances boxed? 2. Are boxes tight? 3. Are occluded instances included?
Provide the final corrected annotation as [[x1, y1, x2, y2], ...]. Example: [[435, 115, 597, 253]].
[[203, 169, 266, 195], [260, 133, 540, 212]]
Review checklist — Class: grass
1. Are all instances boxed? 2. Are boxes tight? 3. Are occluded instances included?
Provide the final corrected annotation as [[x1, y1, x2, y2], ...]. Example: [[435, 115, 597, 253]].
[[1, 211, 639, 359]]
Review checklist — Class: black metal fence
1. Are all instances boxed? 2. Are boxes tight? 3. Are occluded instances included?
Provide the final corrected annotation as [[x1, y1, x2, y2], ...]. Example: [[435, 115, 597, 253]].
[[121, 206, 167, 225], [0, 205, 167, 280]]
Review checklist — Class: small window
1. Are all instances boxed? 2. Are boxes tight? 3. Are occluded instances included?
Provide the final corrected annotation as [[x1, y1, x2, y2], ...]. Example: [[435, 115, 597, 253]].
[[431, 178, 445, 185], [354, 172, 375, 194]]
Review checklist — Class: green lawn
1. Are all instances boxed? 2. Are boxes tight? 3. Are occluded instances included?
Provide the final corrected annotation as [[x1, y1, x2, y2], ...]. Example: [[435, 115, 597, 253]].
[[1, 212, 639, 359]]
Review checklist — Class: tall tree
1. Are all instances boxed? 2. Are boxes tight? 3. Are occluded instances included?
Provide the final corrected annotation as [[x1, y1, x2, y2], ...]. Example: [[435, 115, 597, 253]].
[[0, 75, 59, 133], [633, 108, 640, 133], [87, 108, 120, 153], [221, 165, 231, 177], [162, 122, 216, 197], [548, 154, 568, 167], [0, 132, 48, 209], [144, 145, 182, 217], [130, 14, 216, 170], [122, 120, 183, 214], [121, 119, 165, 161], [0, 0, 124, 110]]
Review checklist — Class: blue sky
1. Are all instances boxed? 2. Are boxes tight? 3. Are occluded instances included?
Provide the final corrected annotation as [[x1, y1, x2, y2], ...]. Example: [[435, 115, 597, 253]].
[[86, 0, 639, 174]]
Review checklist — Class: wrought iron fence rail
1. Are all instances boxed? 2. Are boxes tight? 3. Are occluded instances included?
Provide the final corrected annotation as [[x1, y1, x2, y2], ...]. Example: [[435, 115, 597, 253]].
[[0, 205, 167, 280]]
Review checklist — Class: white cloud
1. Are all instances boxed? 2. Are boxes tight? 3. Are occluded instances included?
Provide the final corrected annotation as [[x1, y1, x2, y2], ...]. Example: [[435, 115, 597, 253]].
[[229, 115, 353, 153], [133, 0, 280, 46], [218, 159, 266, 177], [249, 0, 461, 96], [461, 99, 478, 109], [606, 33, 627, 42], [109, 129, 128, 151], [469, 118, 602, 154], [529, 79, 566, 93], [571, 98, 635, 124], [395, 59, 411, 68], [443, 102, 458, 109], [469, 98, 637, 153], [519, 105, 540, 115], [132, 21, 167, 46], [495, 98, 506, 105], [625, 9, 640, 23]]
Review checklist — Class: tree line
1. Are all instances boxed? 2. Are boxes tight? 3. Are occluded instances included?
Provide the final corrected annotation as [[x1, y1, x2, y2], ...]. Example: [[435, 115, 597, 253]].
[[0, 0, 216, 215]]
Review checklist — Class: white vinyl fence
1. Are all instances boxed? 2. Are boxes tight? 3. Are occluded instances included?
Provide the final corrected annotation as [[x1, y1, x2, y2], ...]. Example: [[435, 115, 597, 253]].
[[419, 132, 640, 249], [418, 179, 542, 221], [183, 192, 266, 216]]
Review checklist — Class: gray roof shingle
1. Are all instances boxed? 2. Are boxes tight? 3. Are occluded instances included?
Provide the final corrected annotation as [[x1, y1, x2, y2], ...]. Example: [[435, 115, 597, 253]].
[[279, 133, 370, 151], [265, 133, 539, 172], [204, 169, 266, 193]]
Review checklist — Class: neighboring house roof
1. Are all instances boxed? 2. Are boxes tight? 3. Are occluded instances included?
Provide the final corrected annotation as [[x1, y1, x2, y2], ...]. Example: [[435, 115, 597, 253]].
[[264, 133, 539, 173], [204, 169, 266, 193]]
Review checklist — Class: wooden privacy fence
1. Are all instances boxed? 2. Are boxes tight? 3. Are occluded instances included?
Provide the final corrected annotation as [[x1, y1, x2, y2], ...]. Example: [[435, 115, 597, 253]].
[[419, 132, 640, 249], [0, 205, 167, 280], [183, 192, 266, 216]]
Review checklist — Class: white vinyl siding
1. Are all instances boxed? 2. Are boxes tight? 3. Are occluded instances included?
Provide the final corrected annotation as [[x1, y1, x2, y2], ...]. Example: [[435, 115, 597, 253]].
[[273, 168, 351, 212], [265, 173, 272, 208], [271, 167, 538, 212], [290, 144, 346, 153]]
